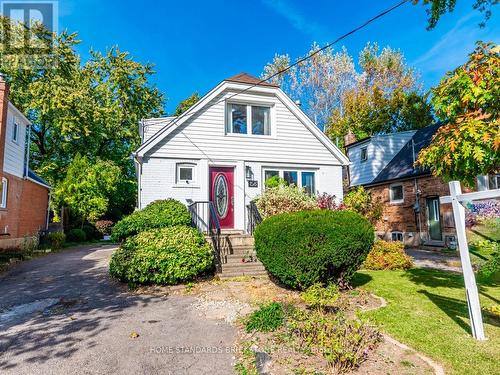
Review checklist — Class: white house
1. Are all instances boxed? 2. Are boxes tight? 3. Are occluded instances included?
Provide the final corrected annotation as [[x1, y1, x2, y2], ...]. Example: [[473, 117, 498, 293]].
[[134, 73, 349, 233]]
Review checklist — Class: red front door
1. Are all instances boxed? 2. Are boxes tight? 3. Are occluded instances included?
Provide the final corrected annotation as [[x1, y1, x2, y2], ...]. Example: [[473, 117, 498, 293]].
[[209, 167, 234, 229]]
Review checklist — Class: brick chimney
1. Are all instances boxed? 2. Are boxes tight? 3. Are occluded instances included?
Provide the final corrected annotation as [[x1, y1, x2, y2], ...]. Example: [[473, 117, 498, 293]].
[[0, 75, 9, 176], [344, 130, 356, 147]]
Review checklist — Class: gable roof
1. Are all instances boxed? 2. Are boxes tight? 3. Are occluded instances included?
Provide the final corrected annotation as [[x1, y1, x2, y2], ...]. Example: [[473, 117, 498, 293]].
[[224, 72, 278, 87], [135, 76, 349, 165], [368, 123, 442, 185], [27, 168, 51, 189]]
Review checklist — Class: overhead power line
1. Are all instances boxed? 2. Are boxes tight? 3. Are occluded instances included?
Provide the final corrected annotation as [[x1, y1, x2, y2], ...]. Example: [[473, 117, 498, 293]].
[[140, 0, 410, 153]]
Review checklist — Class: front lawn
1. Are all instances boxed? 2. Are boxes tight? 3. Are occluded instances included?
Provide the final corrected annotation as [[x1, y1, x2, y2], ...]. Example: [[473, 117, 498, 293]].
[[354, 268, 500, 375]]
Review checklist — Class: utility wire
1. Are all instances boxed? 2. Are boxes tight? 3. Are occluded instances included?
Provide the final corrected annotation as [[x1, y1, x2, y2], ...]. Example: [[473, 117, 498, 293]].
[[141, 0, 410, 152]]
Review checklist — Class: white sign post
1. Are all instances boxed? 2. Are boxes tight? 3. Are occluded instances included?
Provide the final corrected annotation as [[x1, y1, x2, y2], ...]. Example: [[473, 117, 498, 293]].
[[440, 181, 500, 340]]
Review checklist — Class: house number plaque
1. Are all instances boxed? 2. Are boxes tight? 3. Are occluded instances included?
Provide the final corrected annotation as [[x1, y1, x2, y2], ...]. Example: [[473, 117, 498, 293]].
[[248, 180, 258, 188]]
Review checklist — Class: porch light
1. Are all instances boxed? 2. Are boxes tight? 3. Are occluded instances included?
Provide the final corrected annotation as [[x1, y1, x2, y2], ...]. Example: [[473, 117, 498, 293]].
[[245, 166, 254, 180]]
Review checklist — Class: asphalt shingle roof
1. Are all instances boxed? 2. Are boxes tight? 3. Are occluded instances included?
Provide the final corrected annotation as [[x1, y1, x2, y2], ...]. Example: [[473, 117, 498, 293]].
[[370, 123, 442, 185], [224, 72, 278, 87], [28, 168, 51, 188]]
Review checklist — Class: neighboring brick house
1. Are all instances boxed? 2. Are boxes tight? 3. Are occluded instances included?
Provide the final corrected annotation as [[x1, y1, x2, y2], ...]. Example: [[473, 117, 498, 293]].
[[0, 76, 51, 249], [346, 124, 498, 248]]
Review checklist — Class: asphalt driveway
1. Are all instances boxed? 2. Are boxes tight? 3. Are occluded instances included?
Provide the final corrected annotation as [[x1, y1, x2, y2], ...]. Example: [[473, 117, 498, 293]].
[[0, 244, 236, 374]]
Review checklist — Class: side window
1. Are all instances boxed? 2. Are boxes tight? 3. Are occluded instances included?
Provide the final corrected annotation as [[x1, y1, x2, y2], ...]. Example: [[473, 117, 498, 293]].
[[390, 184, 404, 204], [0, 177, 8, 208], [12, 121, 19, 143], [360, 147, 368, 162]]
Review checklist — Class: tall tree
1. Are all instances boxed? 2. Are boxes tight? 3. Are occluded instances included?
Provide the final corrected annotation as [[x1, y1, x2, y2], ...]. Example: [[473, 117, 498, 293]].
[[174, 92, 200, 116], [417, 42, 500, 185], [0, 17, 165, 219], [413, 0, 498, 29]]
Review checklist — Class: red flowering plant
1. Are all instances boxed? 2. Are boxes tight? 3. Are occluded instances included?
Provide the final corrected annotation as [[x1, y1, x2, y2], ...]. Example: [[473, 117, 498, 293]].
[[95, 220, 114, 236], [317, 193, 346, 210]]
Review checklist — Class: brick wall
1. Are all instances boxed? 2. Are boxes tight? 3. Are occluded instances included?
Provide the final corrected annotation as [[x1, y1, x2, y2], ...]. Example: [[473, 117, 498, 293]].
[[0, 172, 49, 249], [367, 175, 459, 246]]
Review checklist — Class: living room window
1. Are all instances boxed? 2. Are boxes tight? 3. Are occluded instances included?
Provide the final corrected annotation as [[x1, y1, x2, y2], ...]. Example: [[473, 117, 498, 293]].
[[0, 177, 8, 208], [390, 183, 404, 204], [263, 169, 316, 196], [226, 103, 271, 136]]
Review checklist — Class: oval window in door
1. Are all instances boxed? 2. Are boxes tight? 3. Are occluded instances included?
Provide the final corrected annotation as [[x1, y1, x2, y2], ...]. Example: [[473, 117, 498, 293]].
[[214, 174, 229, 218]]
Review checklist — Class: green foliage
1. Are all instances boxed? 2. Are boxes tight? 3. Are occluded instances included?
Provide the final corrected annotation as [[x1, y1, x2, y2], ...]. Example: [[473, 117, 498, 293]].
[[413, 0, 497, 29], [66, 228, 87, 243], [474, 239, 500, 282], [244, 302, 285, 333], [0, 17, 164, 219], [255, 185, 317, 218], [41, 232, 66, 250], [418, 42, 500, 186], [301, 283, 340, 310], [111, 199, 192, 242], [82, 224, 100, 240], [343, 186, 383, 224], [364, 240, 414, 270], [53, 154, 121, 223], [109, 226, 214, 286], [255, 210, 374, 289], [287, 307, 381, 373], [174, 92, 200, 116], [264, 175, 286, 189]]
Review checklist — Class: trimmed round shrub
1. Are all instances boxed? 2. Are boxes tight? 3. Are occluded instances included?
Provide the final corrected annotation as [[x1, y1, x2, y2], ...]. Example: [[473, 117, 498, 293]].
[[66, 228, 87, 242], [111, 199, 191, 242], [109, 226, 214, 285], [364, 240, 414, 270], [255, 210, 374, 289]]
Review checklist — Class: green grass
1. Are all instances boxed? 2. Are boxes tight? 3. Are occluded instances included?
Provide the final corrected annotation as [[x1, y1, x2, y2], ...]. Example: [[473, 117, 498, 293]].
[[354, 268, 500, 375]]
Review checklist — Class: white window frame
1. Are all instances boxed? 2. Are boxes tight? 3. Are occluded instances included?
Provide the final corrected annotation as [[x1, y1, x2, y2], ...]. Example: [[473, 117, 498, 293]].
[[391, 231, 404, 242], [389, 183, 404, 204], [12, 120, 19, 143], [176, 163, 196, 185], [360, 147, 368, 162], [226, 102, 272, 137], [0, 177, 7, 208], [262, 168, 316, 195]]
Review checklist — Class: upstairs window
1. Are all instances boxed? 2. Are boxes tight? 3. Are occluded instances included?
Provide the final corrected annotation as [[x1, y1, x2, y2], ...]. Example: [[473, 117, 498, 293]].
[[12, 121, 19, 143], [360, 147, 368, 162], [390, 184, 404, 204], [227, 103, 271, 136]]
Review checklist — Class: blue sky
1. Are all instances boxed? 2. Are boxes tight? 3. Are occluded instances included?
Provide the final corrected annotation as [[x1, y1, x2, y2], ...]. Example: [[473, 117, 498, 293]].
[[58, 0, 499, 113]]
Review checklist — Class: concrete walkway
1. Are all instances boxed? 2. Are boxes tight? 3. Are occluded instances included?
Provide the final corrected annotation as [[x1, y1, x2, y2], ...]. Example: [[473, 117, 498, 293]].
[[0, 244, 236, 375], [405, 248, 462, 272]]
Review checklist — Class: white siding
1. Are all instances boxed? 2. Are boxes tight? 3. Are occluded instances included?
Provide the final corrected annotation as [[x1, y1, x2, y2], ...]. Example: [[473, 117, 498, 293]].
[[141, 117, 176, 143], [348, 131, 415, 186], [3, 105, 28, 178], [147, 91, 341, 165]]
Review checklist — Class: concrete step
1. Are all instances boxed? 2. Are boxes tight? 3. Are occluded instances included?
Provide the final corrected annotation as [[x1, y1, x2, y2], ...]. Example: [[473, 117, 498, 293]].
[[222, 262, 265, 270], [221, 235, 254, 247], [223, 254, 259, 264], [220, 269, 269, 278]]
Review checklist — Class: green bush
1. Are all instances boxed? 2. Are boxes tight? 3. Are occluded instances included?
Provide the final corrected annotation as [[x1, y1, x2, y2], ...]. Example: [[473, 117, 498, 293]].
[[256, 185, 317, 218], [255, 210, 374, 289], [364, 240, 414, 270], [301, 283, 340, 309], [245, 302, 285, 333], [111, 199, 191, 241], [66, 228, 87, 242], [109, 226, 213, 286], [43, 232, 66, 250]]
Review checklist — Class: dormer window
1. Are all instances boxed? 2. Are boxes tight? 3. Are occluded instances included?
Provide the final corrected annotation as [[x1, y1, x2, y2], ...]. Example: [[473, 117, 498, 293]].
[[360, 147, 368, 162], [12, 121, 19, 143], [226, 103, 271, 136]]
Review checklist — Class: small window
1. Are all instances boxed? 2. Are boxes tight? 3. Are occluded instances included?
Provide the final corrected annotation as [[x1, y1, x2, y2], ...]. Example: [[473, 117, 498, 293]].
[[251, 106, 270, 135], [176, 164, 195, 184], [12, 121, 19, 143], [0, 177, 7, 208], [301, 171, 315, 196], [488, 174, 500, 190], [391, 232, 403, 242], [360, 147, 368, 162], [390, 184, 404, 203], [283, 171, 298, 186]]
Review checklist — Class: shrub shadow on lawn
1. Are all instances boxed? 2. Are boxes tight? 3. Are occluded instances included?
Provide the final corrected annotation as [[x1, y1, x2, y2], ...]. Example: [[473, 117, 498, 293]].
[[351, 272, 373, 288]]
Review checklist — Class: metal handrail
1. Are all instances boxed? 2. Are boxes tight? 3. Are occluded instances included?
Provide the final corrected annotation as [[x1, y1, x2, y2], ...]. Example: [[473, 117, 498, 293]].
[[246, 201, 262, 235]]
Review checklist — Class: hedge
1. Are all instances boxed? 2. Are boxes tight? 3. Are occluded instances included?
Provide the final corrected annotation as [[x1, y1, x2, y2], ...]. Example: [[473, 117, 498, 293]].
[[364, 240, 414, 270], [111, 199, 191, 242], [255, 210, 374, 289], [109, 226, 213, 286]]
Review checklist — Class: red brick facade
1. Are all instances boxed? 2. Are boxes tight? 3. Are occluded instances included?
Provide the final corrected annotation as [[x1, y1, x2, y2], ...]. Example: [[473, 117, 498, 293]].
[[367, 175, 461, 246]]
